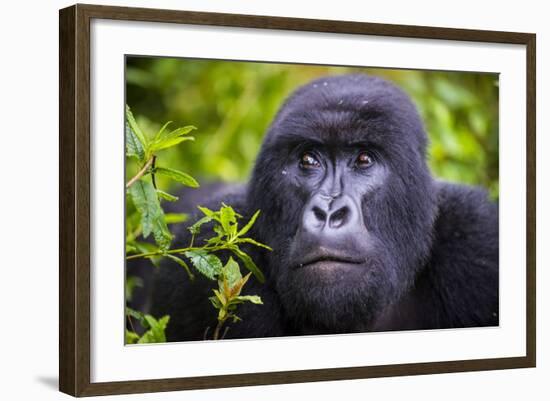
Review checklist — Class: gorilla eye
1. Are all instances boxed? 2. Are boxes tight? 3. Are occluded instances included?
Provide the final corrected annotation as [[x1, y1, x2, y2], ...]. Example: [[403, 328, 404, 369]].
[[300, 152, 321, 169], [356, 152, 374, 168]]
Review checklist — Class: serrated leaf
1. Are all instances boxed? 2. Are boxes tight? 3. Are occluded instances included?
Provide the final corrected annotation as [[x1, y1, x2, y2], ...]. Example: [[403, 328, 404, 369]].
[[236, 237, 273, 251], [128, 180, 157, 237], [164, 254, 195, 281], [184, 250, 223, 280], [155, 167, 199, 188], [230, 247, 265, 283], [125, 105, 147, 148], [237, 210, 260, 238], [125, 122, 145, 161], [157, 189, 178, 202], [128, 179, 172, 250], [149, 135, 195, 153]]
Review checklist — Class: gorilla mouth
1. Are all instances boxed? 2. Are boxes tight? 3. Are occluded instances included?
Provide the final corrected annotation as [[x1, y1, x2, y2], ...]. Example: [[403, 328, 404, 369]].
[[297, 249, 364, 269]]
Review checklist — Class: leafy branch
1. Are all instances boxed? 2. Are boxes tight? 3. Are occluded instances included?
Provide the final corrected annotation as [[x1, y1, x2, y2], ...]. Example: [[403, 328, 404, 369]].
[[125, 105, 270, 342]]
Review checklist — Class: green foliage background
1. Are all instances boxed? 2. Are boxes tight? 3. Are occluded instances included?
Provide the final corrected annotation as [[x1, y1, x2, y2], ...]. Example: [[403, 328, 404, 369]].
[[126, 57, 499, 198]]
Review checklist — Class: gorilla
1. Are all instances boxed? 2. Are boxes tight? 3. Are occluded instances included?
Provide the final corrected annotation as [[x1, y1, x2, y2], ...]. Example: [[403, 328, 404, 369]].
[[149, 74, 499, 340]]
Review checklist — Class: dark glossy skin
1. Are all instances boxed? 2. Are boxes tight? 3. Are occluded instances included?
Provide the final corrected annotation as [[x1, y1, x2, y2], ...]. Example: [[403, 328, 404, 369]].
[[146, 74, 499, 341]]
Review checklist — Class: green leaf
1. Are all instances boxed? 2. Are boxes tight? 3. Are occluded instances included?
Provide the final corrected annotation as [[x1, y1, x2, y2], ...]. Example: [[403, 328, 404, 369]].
[[225, 272, 251, 299], [157, 189, 179, 202], [164, 254, 195, 281], [152, 217, 173, 251], [236, 237, 273, 251], [197, 205, 216, 217], [164, 125, 196, 139], [155, 167, 199, 188], [128, 179, 172, 250], [235, 295, 263, 304], [150, 126, 196, 151], [153, 120, 173, 142], [237, 210, 260, 238], [125, 330, 140, 344], [149, 135, 195, 153], [222, 257, 242, 289], [230, 247, 265, 283], [165, 213, 188, 224], [125, 105, 147, 148], [128, 179, 157, 238], [184, 250, 223, 280], [138, 315, 169, 344], [188, 215, 213, 235], [154, 125, 196, 144], [125, 122, 145, 161], [220, 205, 237, 236]]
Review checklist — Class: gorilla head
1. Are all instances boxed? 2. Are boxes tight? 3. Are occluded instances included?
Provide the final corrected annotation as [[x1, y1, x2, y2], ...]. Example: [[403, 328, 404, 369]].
[[247, 75, 438, 333]]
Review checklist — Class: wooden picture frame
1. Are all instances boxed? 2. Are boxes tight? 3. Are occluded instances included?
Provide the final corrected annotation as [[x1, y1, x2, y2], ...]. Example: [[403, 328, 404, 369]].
[[59, 3, 536, 397]]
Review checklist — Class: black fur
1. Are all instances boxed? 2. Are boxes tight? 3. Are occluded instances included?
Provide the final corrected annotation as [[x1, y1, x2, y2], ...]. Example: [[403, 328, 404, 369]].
[[148, 74, 499, 341]]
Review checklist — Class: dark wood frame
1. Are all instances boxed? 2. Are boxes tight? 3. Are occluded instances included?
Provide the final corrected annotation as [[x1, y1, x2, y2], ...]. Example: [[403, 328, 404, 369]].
[[59, 3, 536, 397]]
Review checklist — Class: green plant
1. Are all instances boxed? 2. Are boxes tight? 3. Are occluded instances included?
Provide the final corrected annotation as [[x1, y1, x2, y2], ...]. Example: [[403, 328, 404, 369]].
[[125, 105, 270, 342], [125, 307, 170, 344]]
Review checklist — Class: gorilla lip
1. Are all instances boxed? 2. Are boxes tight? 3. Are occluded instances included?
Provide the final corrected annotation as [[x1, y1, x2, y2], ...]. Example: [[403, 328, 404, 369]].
[[297, 251, 363, 269]]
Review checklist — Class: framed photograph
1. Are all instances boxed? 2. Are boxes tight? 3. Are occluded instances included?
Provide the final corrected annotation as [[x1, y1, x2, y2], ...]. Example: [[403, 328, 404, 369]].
[[59, 4, 536, 397]]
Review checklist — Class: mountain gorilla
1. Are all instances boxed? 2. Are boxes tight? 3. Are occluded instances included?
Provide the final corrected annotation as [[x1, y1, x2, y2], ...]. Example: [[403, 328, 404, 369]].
[[151, 74, 499, 340]]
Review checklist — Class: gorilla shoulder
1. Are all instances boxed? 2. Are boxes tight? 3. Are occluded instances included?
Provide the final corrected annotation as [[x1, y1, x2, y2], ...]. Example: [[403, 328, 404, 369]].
[[423, 182, 498, 328], [375, 182, 499, 331]]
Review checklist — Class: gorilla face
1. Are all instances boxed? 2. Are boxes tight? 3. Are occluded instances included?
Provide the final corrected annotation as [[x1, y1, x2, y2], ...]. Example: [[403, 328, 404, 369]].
[[248, 75, 438, 333]]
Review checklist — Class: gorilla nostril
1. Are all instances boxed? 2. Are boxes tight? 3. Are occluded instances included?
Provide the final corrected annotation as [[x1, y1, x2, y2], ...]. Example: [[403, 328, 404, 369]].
[[329, 206, 349, 228], [312, 206, 327, 222]]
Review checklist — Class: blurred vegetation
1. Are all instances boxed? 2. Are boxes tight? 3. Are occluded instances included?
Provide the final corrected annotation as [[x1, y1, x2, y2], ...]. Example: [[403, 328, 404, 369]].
[[126, 57, 499, 198]]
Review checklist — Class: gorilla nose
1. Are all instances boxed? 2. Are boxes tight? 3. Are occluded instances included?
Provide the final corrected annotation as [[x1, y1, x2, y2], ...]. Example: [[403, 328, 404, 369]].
[[304, 195, 359, 233]]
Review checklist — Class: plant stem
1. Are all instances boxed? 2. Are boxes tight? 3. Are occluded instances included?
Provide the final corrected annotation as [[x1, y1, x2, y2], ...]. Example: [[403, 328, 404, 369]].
[[213, 318, 226, 340], [125, 244, 224, 260], [126, 157, 154, 188], [126, 312, 137, 335], [151, 156, 157, 189]]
